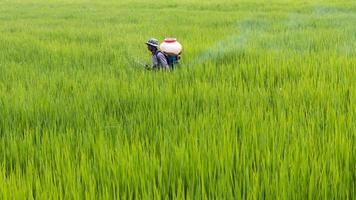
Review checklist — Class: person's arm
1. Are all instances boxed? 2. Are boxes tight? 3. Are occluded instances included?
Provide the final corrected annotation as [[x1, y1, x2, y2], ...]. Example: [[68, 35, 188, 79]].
[[157, 53, 170, 70], [151, 55, 159, 69]]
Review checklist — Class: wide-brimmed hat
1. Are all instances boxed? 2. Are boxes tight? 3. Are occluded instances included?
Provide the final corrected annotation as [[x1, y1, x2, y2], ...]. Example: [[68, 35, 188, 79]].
[[145, 38, 159, 47]]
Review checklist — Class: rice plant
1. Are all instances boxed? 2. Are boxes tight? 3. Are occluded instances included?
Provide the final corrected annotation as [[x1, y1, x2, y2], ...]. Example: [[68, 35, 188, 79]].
[[0, 0, 355, 199]]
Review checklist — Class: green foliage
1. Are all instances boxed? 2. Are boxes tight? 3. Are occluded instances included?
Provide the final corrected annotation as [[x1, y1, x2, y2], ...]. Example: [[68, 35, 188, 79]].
[[0, 0, 355, 199]]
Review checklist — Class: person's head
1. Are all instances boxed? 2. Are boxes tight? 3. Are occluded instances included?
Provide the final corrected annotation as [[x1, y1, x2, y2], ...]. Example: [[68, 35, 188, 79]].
[[145, 38, 159, 52]]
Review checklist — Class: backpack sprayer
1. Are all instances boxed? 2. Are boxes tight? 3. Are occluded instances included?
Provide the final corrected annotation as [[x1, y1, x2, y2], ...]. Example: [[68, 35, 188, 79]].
[[160, 38, 182, 69]]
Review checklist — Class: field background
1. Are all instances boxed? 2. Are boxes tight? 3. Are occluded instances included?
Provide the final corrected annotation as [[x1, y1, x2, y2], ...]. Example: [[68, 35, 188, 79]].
[[0, 0, 355, 199]]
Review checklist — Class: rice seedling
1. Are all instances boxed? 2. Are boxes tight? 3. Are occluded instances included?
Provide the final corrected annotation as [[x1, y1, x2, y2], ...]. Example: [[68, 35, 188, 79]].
[[0, 0, 355, 199]]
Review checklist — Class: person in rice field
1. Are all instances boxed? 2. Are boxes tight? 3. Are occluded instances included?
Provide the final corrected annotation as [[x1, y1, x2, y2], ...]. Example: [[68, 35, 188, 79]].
[[145, 38, 170, 70]]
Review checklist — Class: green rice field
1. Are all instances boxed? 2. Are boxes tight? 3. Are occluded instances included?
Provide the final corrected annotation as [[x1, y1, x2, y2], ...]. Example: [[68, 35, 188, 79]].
[[0, 0, 355, 199]]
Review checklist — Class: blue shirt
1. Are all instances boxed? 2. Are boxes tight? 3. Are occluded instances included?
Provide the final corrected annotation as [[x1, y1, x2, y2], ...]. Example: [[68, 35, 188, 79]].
[[152, 51, 169, 69]]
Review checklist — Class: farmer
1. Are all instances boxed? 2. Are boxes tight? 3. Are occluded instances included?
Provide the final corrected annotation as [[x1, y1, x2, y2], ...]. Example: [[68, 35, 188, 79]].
[[145, 38, 170, 70]]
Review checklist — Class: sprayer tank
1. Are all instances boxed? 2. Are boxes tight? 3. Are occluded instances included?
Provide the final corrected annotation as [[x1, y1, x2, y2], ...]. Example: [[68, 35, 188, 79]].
[[160, 38, 182, 55]]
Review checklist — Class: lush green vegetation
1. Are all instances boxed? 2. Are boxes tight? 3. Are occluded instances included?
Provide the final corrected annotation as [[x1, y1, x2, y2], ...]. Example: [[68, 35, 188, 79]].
[[0, 0, 355, 198]]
